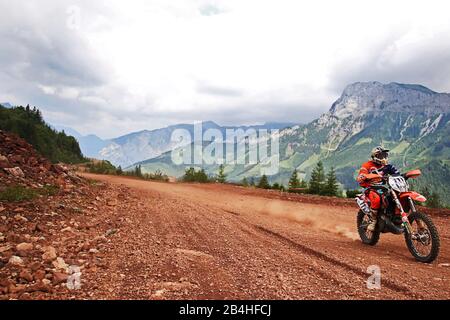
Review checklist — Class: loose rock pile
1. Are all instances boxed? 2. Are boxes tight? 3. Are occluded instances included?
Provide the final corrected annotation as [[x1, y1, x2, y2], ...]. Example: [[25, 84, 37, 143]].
[[0, 130, 80, 191], [0, 130, 123, 299]]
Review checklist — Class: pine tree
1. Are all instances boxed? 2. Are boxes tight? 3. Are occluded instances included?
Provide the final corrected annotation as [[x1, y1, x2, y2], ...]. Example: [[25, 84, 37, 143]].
[[138, 165, 143, 177], [258, 175, 270, 189], [242, 177, 249, 187], [217, 164, 227, 183], [308, 161, 325, 195], [324, 166, 339, 196], [288, 169, 300, 191], [299, 180, 308, 188]]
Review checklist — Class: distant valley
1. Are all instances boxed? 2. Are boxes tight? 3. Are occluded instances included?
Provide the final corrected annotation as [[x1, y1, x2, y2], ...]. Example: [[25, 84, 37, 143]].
[[54, 122, 297, 168]]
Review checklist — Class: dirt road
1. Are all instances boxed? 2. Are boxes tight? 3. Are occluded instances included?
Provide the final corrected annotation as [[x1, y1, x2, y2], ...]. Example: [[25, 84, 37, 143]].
[[79, 173, 450, 299]]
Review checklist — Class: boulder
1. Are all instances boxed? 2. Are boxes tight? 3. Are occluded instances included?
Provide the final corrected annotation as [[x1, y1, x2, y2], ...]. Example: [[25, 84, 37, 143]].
[[105, 229, 118, 237], [52, 257, 68, 271], [0, 245, 12, 253], [33, 270, 46, 281], [53, 272, 68, 285], [42, 246, 57, 262], [8, 255, 24, 266], [16, 242, 33, 253], [0, 154, 11, 168], [27, 281, 52, 293], [9, 284, 26, 294], [19, 269, 34, 282], [4, 167, 25, 177], [14, 214, 28, 223], [28, 261, 42, 271]]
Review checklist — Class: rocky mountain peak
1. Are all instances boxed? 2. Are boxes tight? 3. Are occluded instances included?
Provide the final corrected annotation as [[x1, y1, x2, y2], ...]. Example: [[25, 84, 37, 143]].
[[329, 81, 450, 119]]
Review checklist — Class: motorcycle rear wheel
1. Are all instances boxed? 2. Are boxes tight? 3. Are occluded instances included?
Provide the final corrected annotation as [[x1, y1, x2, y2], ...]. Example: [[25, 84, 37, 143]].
[[357, 210, 380, 245], [405, 212, 440, 263]]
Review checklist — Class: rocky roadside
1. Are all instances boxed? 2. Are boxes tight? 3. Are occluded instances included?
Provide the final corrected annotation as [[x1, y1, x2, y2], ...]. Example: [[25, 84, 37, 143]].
[[0, 129, 134, 299], [0, 180, 135, 300]]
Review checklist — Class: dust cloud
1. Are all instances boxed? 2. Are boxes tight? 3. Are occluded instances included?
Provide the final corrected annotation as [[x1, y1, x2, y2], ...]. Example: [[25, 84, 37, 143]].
[[260, 200, 359, 241]]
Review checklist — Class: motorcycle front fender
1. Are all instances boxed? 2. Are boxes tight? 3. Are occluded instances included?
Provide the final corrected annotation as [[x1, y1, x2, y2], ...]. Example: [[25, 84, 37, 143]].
[[399, 191, 427, 203]]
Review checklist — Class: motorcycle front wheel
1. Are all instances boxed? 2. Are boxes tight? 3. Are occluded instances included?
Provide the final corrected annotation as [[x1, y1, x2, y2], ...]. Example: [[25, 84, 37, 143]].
[[357, 210, 380, 246], [405, 212, 440, 263]]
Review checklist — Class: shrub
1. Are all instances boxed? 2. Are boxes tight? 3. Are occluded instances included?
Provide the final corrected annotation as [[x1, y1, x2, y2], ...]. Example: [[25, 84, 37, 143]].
[[143, 169, 169, 182], [182, 167, 209, 183], [86, 160, 118, 174]]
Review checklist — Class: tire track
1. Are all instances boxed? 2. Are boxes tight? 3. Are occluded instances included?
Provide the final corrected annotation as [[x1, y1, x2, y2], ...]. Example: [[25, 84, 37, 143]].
[[254, 225, 417, 296], [80, 173, 450, 299]]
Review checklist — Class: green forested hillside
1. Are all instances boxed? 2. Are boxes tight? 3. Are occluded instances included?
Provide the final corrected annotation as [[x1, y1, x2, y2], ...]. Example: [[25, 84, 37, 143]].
[[0, 104, 85, 163], [130, 82, 450, 206]]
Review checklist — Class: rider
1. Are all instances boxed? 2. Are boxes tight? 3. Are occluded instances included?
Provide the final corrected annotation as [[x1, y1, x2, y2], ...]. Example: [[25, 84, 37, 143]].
[[357, 146, 400, 231]]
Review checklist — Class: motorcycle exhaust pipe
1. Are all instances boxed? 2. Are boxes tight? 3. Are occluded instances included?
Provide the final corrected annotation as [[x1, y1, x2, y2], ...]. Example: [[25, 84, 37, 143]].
[[381, 215, 404, 235]]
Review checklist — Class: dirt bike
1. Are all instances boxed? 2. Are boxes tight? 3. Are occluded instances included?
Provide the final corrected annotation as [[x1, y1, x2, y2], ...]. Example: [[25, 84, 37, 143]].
[[355, 169, 440, 263]]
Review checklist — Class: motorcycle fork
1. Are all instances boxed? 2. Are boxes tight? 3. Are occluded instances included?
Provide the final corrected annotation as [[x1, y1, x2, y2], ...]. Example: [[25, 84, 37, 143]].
[[408, 197, 417, 214], [390, 190, 413, 234]]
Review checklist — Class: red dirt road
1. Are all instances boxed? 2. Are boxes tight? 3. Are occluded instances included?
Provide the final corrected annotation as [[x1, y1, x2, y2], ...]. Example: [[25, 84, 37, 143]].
[[80, 173, 450, 299]]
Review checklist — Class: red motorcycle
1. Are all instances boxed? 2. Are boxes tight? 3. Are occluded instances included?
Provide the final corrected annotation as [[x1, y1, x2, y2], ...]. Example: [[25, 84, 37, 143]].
[[356, 169, 440, 263]]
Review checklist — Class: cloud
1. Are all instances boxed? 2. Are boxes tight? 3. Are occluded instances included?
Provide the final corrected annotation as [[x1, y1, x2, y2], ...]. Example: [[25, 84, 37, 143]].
[[196, 82, 244, 97], [1, 0, 450, 138], [328, 23, 450, 94], [199, 3, 227, 16]]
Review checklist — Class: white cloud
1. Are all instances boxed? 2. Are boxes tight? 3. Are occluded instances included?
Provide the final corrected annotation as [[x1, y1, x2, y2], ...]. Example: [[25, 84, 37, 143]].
[[38, 85, 57, 95], [1, 0, 450, 138]]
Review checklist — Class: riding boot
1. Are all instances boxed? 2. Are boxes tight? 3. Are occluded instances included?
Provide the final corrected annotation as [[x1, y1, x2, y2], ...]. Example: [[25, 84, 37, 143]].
[[367, 209, 378, 232]]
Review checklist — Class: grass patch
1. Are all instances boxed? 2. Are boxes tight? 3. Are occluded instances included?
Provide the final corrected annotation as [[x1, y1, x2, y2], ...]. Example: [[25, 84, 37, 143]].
[[87, 179, 100, 186], [0, 186, 39, 202], [390, 141, 410, 155], [41, 184, 59, 196], [355, 137, 373, 146], [0, 184, 60, 202]]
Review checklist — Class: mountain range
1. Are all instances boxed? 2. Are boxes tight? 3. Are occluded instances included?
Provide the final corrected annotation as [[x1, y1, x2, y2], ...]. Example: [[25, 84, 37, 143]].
[[0, 102, 13, 108], [130, 82, 450, 204], [54, 122, 297, 168], [5, 81, 449, 205]]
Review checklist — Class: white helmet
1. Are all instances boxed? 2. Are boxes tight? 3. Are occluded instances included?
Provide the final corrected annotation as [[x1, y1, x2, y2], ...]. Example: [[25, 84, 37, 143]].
[[371, 146, 389, 165]]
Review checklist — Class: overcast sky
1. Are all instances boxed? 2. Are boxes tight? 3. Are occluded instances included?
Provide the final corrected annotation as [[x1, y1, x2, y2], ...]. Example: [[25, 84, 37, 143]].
[[1, 0, 450, 138]]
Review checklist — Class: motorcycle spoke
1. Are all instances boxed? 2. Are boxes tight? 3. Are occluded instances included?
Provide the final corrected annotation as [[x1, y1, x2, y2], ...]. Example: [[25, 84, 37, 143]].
[[411, 219, 432, 257], [362, 215, 373, 238]]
